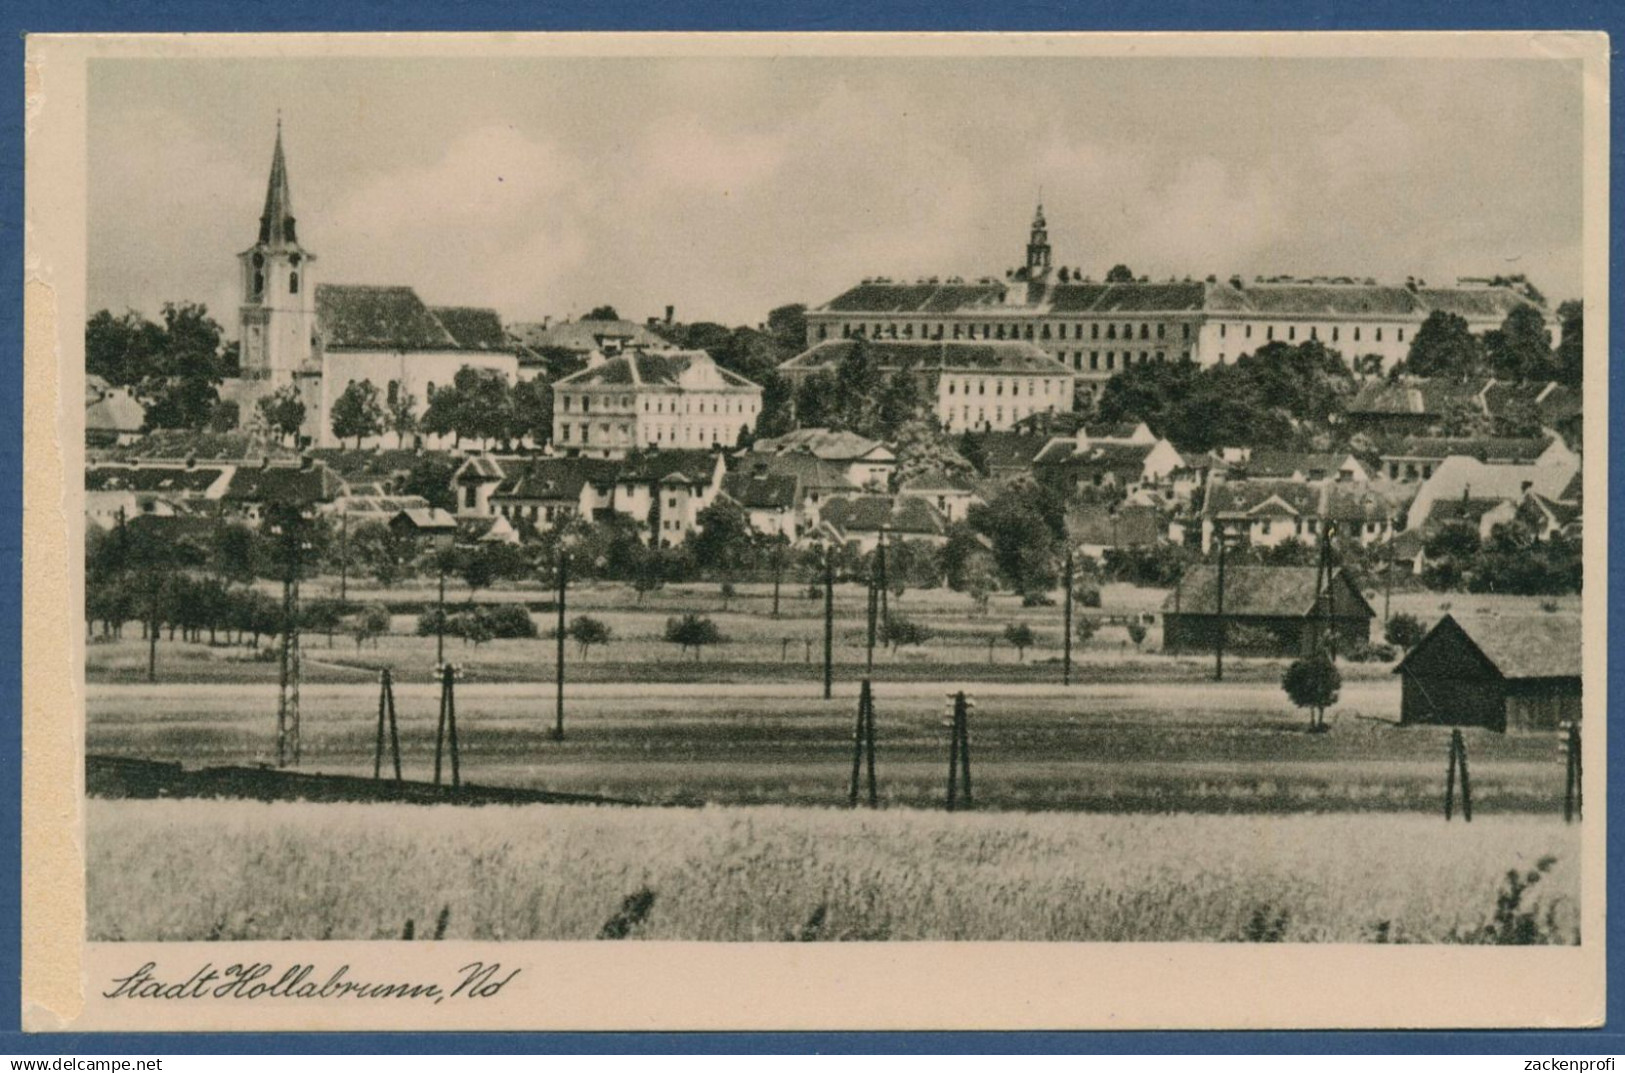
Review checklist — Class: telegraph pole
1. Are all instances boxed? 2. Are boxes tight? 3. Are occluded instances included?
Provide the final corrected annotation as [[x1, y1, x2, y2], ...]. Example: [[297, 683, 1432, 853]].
[[823, 543, 835, 700], [338, 510, 349, 604], [1063, 547, 1075, 686], [436, 559, 447, 666], [1383, 513, 1395, 624], [554, 544, 568, 741], [1213, 533, 1227, 682]]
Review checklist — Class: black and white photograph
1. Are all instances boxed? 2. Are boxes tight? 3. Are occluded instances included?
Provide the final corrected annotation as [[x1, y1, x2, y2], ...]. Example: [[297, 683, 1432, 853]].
[[23, 32, 1607, 1031]]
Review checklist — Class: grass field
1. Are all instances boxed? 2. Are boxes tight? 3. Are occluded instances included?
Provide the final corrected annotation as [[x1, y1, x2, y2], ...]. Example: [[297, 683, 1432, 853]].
[[86, 800, 1580, 943], [87, 579, 1573, 686], [87, 677, 1570, 814]]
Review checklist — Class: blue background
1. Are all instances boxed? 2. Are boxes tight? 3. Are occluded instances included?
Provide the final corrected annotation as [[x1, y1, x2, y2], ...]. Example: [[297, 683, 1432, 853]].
[[1, 0, 1619, 1054]]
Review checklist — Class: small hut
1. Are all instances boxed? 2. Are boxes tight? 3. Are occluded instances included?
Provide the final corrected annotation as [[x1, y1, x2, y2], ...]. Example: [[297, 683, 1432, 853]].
[[1161, 565, 1373, 657], [1393, 613, 1581, 732]]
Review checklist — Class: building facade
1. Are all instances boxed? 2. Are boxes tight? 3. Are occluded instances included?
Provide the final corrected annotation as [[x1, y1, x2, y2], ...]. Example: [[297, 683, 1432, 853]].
[[803, 206, 1543, 398], [551, 350, 763, 458]]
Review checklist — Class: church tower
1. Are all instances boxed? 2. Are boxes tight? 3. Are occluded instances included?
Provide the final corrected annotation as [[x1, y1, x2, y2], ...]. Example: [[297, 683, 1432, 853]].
[[1025, 202, 1052, 276], [238, 121, 317, 384]]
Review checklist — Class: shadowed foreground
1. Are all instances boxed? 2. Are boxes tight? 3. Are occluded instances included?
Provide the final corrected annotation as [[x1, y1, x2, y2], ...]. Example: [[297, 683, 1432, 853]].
[[88, 800, 1579, 943]]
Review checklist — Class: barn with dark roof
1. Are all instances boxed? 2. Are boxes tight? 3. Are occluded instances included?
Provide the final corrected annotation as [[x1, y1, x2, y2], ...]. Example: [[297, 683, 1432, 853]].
[[1394, 614, 1581, 732], [1161, 565, 1373, 657]]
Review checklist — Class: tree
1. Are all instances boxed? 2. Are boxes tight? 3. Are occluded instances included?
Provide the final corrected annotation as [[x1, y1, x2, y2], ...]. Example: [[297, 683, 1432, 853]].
[[1105, 264, 1136, 283], [85, 308, 165, 388], [582, 305, 620, 321], [1554, 300, 1583, 387], [385, 385, 420, 448], [421, 381, 464, 445], [330, 379, 384, 448], [566, 615, 613, 659], [131, 303, 230, 430], [351, 603, 391, 650], [690, 499, 755, 573], [766, 303, 808, 351], [1402, 311, 1484, 380], [211, 523, 261, 585], [449, 366, 517, 448], [719, 581, 737, 612], [881, 615, 932, 655], [968, 487, 1060, 595], [1003, 622, 1036, 661], [1125, 621, 1148, 650], [962, 555, 997, 614], [876, 366, 927, 438], [1075, 615, 1098, 645], [1384, 612, 1427, 650], [399, 455, 458, 515], [1282, 654, 1341, 731], [208, 400, 240, 433], [1484, 305, 1553, 381], [510, 377, 553, 446], [350, 520, 415, 587], [664, 613, 725, 660], [256, 384, 307, 446]]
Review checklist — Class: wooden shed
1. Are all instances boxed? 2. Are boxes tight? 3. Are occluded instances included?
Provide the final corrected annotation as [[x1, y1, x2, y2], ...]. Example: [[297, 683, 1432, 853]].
[[1161, 565, 1373, 657], [1394, 614, 1581, 733]]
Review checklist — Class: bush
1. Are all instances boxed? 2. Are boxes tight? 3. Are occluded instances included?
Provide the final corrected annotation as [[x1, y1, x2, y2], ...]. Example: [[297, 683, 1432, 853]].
[[1074, 585, 1102, 608], [416, 607, 451, 637], [1342, 640, 1398, 664], [881, 616, 932, 653], [480, 604, 538, 639], [1021, 592, 1056, 608], [1075, 616, 1099, 644], [664, 613, 726, 659], [566, 615, 613, 658], [1383, 612, 1427, 650], [1282, 655, 1341, 730], [1003, 623, 1037, 660], [1126, 622, 1147, 649]]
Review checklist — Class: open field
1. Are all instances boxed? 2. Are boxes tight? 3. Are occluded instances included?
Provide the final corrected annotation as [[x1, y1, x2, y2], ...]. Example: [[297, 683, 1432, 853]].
[[86, 800, 1580, 942], [88, 678, 1572, 814], [87, 578, 1574, 686]]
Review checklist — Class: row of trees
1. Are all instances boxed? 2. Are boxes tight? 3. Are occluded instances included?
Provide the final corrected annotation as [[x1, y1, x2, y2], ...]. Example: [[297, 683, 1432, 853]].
[[85, 304, 236, 431], [1419, 519, 1582, 595], [1398, 303, 1582, 387], [326, 366, 556, 450]]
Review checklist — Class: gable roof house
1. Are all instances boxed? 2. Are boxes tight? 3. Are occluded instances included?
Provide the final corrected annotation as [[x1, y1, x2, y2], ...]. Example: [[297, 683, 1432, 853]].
[[1378, 435, 1571, 482], [219, 459, 345, 524], [1162, 564, 1374, 658], [897, 469, 983, 524], [720, 471, 802, 539], [488, 449, 727, 545], [1406, 455, 1580, 534], [509, 317, 674, 358], [1395, 613, 1581, 732], [817, 494, 951, 553], [751, 428, 897, 489], [84, 383, 147, 447], [552, 350, 763, 459], [778, 339, 1076, 433], [1064, 503, 1165, 557]]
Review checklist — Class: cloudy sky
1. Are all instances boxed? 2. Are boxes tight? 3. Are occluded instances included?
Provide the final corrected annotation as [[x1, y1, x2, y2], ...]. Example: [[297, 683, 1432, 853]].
[[88, 52, 1584, 335]]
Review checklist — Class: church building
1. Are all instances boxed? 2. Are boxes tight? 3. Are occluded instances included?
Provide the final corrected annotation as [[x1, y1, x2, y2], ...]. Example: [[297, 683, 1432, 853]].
[[226, 123, 520, 449]]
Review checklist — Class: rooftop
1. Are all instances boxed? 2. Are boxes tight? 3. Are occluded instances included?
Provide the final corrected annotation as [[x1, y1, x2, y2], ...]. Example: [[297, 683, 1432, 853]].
[[1397, 613, 1580, 680], [780, 340, 1070, 378], [1163, 565, 1372, 618]]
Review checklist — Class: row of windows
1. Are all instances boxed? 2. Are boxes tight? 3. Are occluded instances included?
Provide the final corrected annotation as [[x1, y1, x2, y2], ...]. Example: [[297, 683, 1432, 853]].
[[1217, 322, 1405, 345], [559, 393, 757, 417], [941, 402, 1059, 432], [835, 320, 1194, 344], [944, 377, 1059, 398], [1056, 349, 1191, 372]]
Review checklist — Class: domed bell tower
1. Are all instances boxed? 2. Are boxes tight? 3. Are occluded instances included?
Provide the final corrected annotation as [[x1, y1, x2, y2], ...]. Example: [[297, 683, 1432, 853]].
[[1025, 202, 1052, 277], [238, 120, 317, 384]]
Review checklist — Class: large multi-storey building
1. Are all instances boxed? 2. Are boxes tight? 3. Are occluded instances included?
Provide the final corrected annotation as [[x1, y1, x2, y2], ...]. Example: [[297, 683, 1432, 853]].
[[803, 206, 1542, 400], [550, 349, 764, 458]]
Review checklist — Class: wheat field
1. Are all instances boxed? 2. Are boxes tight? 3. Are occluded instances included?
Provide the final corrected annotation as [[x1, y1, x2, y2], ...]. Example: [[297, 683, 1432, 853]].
[[87, 800, 1580, 943]]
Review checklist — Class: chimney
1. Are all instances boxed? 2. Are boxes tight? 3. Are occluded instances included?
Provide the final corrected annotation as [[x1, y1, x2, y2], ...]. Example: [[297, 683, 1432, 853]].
[[665, 305, 675, 325]]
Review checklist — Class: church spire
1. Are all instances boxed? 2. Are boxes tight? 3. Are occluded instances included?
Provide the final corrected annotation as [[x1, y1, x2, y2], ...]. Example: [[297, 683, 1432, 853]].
[[1025, 200, 1051, 274], [258, 119, 298, 248]]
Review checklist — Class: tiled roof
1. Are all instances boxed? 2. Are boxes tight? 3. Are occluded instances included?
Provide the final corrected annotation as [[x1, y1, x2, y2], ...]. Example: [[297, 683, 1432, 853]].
[[1386, 436, 1552, 463], [1415, 288, 1537, 320], [222, 463, 343, 505], [971, 431, 1050, 474], [508, 319, 671, 353], [1065, 504, 1162, 547], [1526, 493, 1582, 527], [1036, 441, 1156, 480], [328, 495, 431, 515], [1413, 455, 1578, 510], [899, 469, 978, 493], [85, 390, 146, 433], [722, 472, 799, 511], [1203, 479, 1322, 518], [1237, 452, 1358, 480], [393, 507, 458, 531], [429, 306, 509, 351], [781, 340, 1070, 378], [494, 450, 721, 501], [454, 455, 508, 481], [753, 428, 891, 462], [1163, 565, 1371, 618], [556, 350, 759, 391], [315, 284, 458, 351], [821, 494, 947, 537], [108, 431, 295, 464], [818, 282, 1005, 315], [1397, 613, 1580, 680], [1426, 496, 1514, 527], [1348, 377, 1490, 417], [85, 466, 225, 494], [1321, 485, 1407, 523], [306, 447, 436, 482], [740, 453, 855, 490]]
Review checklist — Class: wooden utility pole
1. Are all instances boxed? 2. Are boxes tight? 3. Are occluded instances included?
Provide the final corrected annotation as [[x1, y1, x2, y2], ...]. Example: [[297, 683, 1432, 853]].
[[848, 679, 877, 808], [1063, 548, 1074, 686], [822, 547, 835, 700], [876, 527, 890, 632], [433, 663, 461, 788], [771, 540, 783, 618], [436, 562, 447, 666], [374, 667, 402, 782], [1383, 513, 1395, 625], [1213, 535, 1227, 682], [865, 554, 879, 675], [946, 691, 974, 811], [1563, 721, 1583, 822], [276, 530, 304, 768], [554, 546, 568, 741], [339, 510, 349, 604]]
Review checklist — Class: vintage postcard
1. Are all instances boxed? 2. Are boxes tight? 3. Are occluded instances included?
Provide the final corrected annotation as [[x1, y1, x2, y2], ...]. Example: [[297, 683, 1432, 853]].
[[22, 32, 1608, 1032]]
